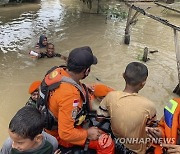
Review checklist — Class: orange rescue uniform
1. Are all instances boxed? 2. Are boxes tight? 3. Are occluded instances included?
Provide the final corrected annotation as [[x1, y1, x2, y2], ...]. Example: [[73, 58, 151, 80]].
[[45, 68, 115, 153], [154, 98, 180, 154]]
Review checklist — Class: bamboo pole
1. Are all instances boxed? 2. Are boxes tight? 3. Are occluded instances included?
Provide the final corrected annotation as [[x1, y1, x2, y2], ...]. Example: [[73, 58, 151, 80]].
[[155, 2, 180, 14], [129, 11, 140, 24], [125, 3, 180, 31], [125, 3, 180, 94]]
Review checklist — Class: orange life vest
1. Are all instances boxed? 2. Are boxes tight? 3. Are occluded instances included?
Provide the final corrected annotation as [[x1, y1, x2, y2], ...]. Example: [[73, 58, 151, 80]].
[[155, 98, 180, 153]]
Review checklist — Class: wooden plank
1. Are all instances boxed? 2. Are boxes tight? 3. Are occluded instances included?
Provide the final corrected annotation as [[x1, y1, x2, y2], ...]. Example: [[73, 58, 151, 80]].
[[155, 2, 180, 14]]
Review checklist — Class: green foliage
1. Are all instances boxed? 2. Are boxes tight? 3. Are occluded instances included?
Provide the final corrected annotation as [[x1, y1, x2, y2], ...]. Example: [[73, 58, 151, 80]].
[[103, 4, 128, 21]]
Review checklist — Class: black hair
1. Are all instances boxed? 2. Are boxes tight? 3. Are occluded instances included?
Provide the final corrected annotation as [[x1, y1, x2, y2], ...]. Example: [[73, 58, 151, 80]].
[[67, 60, 87, 73], [9, 106, 45, 140], [46, 42, 54, 50], [124, 62, 148, 86]]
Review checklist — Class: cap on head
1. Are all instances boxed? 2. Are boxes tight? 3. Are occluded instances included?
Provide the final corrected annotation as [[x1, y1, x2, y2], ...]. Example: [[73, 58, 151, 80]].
[[93, 84, 114, 97], [28, 81, 41, 94], [67, 46, 97, 70]]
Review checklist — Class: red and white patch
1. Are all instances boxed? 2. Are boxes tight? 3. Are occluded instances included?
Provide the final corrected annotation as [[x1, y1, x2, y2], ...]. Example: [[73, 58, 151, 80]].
[[73, 99, 79, 107], [72, 99, 79, 119]]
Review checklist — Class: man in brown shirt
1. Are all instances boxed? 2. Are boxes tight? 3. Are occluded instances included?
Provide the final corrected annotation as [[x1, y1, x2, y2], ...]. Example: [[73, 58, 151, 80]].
[[97, 62, 157, 154]]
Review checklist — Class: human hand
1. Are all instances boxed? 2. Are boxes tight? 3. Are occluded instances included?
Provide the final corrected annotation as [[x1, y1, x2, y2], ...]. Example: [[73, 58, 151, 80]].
[[146, 127, 163, 143], [87, 127, 101, 140], [161, 143, 180, 153], [54, 149, 61, 154], [87, 85, 94, 93], [61, 55, 68, 61]]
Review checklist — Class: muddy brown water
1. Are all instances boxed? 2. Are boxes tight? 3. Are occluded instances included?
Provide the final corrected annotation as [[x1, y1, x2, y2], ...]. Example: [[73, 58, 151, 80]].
[[0, 0, 180, 146]]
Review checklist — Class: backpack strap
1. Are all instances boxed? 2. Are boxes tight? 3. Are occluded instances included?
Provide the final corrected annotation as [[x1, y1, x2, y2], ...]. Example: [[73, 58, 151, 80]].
[[81, 83, 90, 113], [60, 76, 87, 103]]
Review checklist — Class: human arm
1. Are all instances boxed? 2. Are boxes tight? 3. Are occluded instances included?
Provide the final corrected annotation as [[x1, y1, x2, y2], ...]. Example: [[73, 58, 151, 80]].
[[37, 52, 46, 59], [146, 116, 165, 145], [57, 84, 99, 145], [96, 93, 111, 122], [146, 127, 163, 140], [161, 143, 180, 153], [54, 53, 67, 61], [35, 43, 40, 49]]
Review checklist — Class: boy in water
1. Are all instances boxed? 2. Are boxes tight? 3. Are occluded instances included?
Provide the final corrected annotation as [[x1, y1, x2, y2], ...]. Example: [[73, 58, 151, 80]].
[[26, 80, 41, 108], [0, 106, 59, 154], [38, 43, 67, 61]]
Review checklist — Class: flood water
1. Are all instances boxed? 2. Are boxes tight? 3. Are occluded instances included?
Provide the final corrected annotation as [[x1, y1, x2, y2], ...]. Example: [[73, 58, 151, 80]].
[[0, 0, 180, 146]]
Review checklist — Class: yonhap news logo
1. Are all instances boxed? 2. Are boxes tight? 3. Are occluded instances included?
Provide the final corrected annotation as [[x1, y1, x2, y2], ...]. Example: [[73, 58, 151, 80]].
[[98, 134, 113, 148], [98, 135, 175, 149], [114, 137, 175, 144]]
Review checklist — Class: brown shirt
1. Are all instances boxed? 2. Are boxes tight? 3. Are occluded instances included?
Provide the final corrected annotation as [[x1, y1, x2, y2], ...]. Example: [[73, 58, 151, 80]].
[[97, 91, 157, 154]]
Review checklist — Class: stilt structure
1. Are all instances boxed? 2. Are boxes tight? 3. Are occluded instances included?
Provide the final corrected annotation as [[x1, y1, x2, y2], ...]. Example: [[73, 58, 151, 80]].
[[124, 2, 180, 95]]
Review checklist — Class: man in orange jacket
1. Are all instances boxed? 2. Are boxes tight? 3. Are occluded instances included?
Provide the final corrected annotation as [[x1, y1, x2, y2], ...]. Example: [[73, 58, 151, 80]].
[[146, 98, 180, 154], [45, 46, 115, 154], [88, 84, 114, 111]]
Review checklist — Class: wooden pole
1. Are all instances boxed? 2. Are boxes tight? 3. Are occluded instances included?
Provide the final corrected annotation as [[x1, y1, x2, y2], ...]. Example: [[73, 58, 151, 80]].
[[125, 3, 180, 31], [129, 11, 139, 24], [155, 2, 180, 14], [124, 7, 132, 44], [173, 30, 180, 95], [97, 0, 100, 13], [125, 3, 180, 94]]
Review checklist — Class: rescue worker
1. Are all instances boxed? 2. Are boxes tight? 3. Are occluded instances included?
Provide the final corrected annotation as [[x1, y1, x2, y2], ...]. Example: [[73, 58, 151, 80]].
[[97, 62, 157, 154], [88, 84, 114, 111], [146, 98, 180, 154], [44, 46, 115, 153], [86, 84, 115, 131], [26, 80, 41, 107]]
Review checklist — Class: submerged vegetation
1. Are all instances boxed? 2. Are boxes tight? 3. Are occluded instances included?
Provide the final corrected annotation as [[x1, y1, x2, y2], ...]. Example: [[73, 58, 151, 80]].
[[80, 0, 128, 21]]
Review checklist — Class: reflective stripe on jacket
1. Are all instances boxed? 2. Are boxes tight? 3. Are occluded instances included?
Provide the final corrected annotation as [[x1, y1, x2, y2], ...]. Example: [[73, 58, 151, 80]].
[[155, 98, 180, 154]]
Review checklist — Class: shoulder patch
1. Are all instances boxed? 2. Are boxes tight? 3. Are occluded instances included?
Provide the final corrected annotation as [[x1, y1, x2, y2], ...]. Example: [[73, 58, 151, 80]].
[[49, 70, 58, 79]]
